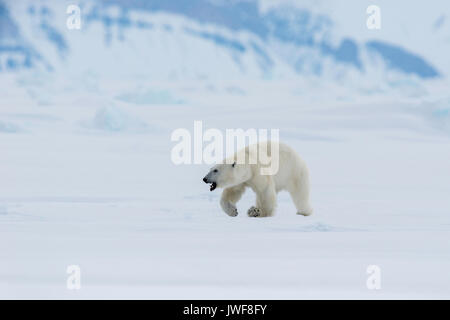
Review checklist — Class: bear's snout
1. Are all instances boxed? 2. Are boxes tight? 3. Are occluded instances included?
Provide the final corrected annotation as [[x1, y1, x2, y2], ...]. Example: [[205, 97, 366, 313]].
[[203, 175, 217, 191]]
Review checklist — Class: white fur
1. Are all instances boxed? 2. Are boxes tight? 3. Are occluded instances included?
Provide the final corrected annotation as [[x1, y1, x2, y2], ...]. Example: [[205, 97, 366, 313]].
[[203, 141, 313, 217]]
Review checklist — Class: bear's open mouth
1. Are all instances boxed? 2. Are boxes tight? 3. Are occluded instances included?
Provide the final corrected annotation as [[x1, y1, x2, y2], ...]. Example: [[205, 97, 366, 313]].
[[209, 182, 217, 191]]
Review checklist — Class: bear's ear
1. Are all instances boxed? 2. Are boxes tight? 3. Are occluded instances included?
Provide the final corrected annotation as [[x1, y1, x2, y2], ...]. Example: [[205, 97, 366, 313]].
[[232, 161, 236, 168]]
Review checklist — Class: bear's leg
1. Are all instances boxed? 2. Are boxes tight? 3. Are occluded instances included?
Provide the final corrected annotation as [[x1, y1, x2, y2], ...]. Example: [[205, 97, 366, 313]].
[[248, 181, 277, 217], [220, 184, 246, 217], [288, 176, 313, 216]]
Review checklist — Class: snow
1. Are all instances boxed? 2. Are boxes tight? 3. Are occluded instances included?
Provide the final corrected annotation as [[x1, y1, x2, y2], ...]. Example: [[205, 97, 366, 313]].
[[87, 105, 151, 132], [0, 120, 21, 133], [1, 78, 450, 299]]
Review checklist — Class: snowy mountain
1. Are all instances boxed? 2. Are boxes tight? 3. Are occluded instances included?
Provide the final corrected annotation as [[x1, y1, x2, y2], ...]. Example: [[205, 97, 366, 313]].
[[0, 0, 447, 84]]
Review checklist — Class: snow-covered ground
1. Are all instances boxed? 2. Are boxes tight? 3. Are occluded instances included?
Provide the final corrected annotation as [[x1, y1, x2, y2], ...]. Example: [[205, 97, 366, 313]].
[[1, 77, 450, 299]]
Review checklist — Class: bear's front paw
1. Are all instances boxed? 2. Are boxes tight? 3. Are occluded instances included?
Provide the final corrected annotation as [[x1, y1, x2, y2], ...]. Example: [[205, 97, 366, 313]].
[[223, 203, 238, 217], [247, 206, 261, 217], [226, 207, 238, 217]]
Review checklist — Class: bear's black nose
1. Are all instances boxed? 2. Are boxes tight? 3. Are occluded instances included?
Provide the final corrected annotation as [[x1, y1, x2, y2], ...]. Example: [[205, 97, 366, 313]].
[[203, 177, 208, 183]]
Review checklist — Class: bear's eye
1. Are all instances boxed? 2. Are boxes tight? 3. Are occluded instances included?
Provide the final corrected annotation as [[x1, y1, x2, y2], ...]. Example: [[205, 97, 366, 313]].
[[213, 169, 218, 173]]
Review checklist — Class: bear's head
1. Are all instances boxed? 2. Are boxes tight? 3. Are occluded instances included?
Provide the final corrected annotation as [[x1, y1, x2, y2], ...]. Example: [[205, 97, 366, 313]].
[[203, 161, 252, 191]]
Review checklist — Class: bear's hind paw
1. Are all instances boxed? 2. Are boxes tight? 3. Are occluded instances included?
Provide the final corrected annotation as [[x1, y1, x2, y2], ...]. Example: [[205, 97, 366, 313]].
[[247, 206, 261, 217]]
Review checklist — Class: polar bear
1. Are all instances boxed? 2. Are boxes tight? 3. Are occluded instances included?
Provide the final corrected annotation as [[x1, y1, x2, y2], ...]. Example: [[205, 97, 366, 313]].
[[202, 141, 313, 217]]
